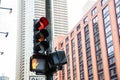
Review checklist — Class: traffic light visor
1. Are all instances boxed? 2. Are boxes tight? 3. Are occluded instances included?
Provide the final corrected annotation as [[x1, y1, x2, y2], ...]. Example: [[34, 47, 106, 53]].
[[40, 17, 49, 27]]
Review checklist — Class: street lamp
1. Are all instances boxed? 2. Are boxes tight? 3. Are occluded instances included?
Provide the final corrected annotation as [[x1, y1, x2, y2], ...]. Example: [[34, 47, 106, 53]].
[[0, 32, 8, 37], [0, 7, 12, 13]]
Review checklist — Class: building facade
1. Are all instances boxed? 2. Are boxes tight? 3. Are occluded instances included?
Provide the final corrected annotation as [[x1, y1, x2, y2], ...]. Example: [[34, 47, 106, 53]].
[[16, 0, 68, 80], [53, 0, 120, 80], [0, 76, 9, 80]]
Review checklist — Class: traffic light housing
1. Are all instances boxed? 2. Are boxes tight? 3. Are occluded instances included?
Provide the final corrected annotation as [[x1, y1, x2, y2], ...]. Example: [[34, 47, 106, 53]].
[[48, 50, 67, 72], [33, 17, 49, 54], [48, 50, 67, 68], [30, 50, 67, 74], [30, 54, 48, 73], [30, 17, 67, 75]]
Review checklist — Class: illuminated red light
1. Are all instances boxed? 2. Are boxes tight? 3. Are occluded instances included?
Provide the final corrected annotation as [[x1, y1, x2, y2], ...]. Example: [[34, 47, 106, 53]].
[[40, 17, 49, 27]]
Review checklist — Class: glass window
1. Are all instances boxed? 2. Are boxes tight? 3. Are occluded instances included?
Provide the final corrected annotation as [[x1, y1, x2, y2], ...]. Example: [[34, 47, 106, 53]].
[[92, 7, 97, 16], [96, 53, 102, 61], [115, 0, 119, 3], [94, 26, 99, 33], [96, 43, 101, 51], [105, 25, 111, 33], [88, 66, 93, 76], [77, 24, 80, 31], [104, 15, 110, 24], [71, 31, 74, 37], [108, 46, 114, 56], [86, 41, 90, 49], [116, 6, 120, 14], [93, 16, 98, 24], [80, 72, 84, 79], [88, 60, 92, 67], [94, 34, 100, 42], [110, 67, 117, 76], [106, 35, 112, 44], [84, 16, 88, 24], [118, 17, 120, 24], [97, 61, 103, 70], [98, 72, 104, 80], [106, 30, 112, 37], [103, 6, 109, 18], [65, 37, 69, 43], [87, 51, 91, 58], [109, 57, 115, 65], [101, 0, 107, 5]]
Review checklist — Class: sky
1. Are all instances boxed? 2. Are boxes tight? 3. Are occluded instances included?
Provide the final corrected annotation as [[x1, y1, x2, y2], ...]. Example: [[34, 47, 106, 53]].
[[0, 0, 96, 80]]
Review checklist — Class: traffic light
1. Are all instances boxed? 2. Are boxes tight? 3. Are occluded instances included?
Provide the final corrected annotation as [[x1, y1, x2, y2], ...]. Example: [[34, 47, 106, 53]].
[[48, 50, 67, 69], [33, 17, 49, 54], [30, 54, 48, 73]]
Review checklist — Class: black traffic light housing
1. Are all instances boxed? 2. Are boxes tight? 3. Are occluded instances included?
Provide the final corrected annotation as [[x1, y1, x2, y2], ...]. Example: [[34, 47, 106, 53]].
[[30, 17, 67, 76], [33, 17, 49, 54], [30, 54, 48, 74], [48, 50, 67, 67]]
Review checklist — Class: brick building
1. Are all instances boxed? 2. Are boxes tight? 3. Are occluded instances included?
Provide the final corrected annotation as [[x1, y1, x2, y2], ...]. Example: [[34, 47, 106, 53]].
[[53, 0, 120, 80]]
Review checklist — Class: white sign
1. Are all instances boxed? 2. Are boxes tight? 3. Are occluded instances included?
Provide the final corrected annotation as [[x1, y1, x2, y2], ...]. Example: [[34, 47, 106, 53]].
[[29, 75, 46, 80]]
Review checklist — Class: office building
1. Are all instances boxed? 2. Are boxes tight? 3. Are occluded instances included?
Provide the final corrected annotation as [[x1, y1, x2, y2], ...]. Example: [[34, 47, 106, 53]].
[[53, 0, 120, 80], [16, 0, 68, 80], [0, 76, 9, 80]]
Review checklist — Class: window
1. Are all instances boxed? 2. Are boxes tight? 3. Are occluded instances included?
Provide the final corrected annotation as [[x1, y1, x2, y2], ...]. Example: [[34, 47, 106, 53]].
[[115, 0, 120, 39], [80, 72, 84, 79], [87, 51, 91, 58], [77, 24, 80, 31], [115, 0, 119, 3], [106, 35, 113, 47], [60, 42, 63, 47], [105, 25, 111, 33], [104, 15, 110, 24], [88, 66, 93, 76], [101, 0, 107, 5], [110, 67, 117, 77], [71, 31, 74, 37], [108, 46, 114, 56], [93, 16, 98, 25], [87, 58, 92, 66], [94, 34, 100, 42], [103, 6, 109, 18], [98, 72, 104, 80], [109, 57, 115, 65], [86, 41, 90, 49], [65, 37, 69, 43], [92, 7, 97, 16], [97, 61, 103, 71], [96, 52, 102, 61], [84, 16, 88, 24]]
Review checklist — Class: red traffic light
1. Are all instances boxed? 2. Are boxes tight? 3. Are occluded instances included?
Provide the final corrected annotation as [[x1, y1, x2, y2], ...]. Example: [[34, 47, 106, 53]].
[[38, 17, 49, 30], [40, 17, 49, 27], [34, 17, 49, 31]]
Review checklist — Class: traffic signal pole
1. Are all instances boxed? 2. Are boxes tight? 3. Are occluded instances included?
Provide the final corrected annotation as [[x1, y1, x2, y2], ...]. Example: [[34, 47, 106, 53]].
[[46, 74, 53, 80]]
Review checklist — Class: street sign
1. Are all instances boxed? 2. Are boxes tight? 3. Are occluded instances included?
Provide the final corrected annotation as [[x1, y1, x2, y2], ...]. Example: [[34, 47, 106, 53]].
[[29, 75, 46, 80]]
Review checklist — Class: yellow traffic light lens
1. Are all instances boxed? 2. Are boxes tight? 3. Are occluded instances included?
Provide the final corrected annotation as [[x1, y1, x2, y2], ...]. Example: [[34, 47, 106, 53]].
[[38, 33, 45, 42]]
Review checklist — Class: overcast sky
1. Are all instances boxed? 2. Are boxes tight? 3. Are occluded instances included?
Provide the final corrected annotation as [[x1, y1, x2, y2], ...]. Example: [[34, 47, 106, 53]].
[[0, 0, 96, 80]]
